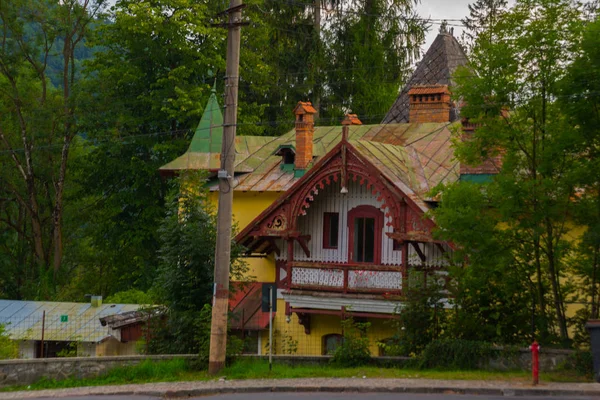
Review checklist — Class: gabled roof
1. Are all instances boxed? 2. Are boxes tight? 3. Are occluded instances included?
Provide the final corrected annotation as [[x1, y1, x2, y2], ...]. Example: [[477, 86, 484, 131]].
[[382, 31, 468, 124], [219, 122, 460, 197]]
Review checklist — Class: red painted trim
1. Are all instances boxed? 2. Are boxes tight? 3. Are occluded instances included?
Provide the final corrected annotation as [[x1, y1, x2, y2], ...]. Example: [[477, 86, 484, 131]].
[[347, 205, 383, 264], [291, 308, 398, 319], [401, 241, 409, 285], [322, 212, 339, 249]]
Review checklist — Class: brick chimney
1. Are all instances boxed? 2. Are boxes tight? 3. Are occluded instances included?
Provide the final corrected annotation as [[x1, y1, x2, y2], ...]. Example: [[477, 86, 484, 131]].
[[293, 101, 317, 170], [408, 85, 451, 123]]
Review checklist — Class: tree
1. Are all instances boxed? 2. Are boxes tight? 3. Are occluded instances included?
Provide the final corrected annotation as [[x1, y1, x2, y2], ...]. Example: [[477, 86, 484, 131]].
[[63, 0, 228, 299], [461, 0, 508, 52], [147, 172, 249, 354], [0, 0, 104, 297], [558, 16, 600, 335], [432, 182, 533, 344], [436, 0, 586, 343], [321, 0, 426, 124]]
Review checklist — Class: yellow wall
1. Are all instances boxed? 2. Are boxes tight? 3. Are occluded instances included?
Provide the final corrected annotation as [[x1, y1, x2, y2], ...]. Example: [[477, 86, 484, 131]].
[[209, 191, 282, 282], [257, 299, 396, 356], [94, 338, 137, 357]]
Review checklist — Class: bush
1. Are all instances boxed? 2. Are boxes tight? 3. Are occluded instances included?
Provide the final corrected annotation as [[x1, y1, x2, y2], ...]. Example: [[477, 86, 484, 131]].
[[559, 350, 594, 379], [331, 318, 371, 367], [418, 338, 494, 370], [193, 304, 243, 370], [0, 324, 18, 359], [385, 271, 447, 356]]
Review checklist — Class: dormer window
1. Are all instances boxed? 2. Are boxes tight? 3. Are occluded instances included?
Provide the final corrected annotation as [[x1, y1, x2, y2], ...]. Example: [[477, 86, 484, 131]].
[[274, 145, 296, 172]]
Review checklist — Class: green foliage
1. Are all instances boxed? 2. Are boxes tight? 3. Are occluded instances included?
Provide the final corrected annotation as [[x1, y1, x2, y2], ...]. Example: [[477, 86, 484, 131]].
[[194, 304, 243, 368], [431, 183, 532, 345], [331, 317, 371, 367], [321, 0, 426, 125], [434, 0, 592, 344], [0, 325, 18, 360], [56, 342, 78, 358], [384, 272, 448, 356], [280, 330, 299, 355], [558, 350, 594, 379], [0, 0, 105, 298], [418, 339, 495, 370], [147, 174, 249, 355], [558, 15, 600, 338], [105, 289, 154, 305]]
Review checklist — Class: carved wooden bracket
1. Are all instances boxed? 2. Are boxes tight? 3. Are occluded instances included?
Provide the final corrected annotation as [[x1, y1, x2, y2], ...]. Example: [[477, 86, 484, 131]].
[[295, 235, 311, 258], [411, 242, 426, 262]]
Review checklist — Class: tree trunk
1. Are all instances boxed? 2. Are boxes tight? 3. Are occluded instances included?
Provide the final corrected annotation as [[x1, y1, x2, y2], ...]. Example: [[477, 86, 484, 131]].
[[312, 0, 320, 119]]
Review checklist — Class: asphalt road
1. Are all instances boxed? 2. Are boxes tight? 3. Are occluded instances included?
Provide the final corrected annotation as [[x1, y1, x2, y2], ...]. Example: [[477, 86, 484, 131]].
[[28, 394, 600, 400]]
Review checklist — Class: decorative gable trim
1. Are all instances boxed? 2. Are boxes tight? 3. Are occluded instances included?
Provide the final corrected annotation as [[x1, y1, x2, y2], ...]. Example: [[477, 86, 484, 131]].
[[236, 133, 437, 253]]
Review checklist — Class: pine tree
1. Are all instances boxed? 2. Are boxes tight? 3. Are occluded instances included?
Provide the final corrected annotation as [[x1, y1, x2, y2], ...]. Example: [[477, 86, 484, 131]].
[[461, 0, 508, 52]]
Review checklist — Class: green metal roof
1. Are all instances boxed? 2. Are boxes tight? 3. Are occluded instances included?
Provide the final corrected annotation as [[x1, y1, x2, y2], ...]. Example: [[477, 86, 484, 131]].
[[189, 85, 223, 154]]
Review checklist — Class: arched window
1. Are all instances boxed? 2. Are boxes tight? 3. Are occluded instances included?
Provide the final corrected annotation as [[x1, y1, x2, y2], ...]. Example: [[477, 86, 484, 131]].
[[348, 205, 383, 264], [322, 333, 344, 355]]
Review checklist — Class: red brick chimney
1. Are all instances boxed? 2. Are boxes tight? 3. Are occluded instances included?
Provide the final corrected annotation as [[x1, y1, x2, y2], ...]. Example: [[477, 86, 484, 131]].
[[293, 101, 317, 170], [408, 85, 451, 123]]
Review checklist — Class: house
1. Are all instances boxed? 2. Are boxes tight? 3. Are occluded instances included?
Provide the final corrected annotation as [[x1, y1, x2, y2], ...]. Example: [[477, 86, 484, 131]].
[[161, 29, 486, 356], [0, 298, 147, 358]]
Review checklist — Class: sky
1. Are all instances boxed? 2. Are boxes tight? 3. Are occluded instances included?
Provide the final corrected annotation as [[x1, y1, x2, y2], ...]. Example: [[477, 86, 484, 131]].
[[416, 0, 515, 50]]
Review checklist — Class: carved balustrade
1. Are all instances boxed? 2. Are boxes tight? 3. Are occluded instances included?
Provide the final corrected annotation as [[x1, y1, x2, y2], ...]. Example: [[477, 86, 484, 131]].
[[288, 262, 403, 294]]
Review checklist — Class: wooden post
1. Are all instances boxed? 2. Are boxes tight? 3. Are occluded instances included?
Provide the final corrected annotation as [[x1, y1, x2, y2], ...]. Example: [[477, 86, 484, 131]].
[[269, 285, 273, 372], [208, 0, 243, 376]]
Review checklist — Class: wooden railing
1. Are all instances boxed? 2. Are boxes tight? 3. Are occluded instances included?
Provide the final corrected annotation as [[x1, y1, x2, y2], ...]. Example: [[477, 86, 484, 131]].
[[288, 262, 403, 294]]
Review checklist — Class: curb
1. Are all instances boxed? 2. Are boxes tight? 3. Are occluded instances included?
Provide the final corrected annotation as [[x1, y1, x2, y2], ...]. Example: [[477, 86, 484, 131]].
[[129, 385, 600, 398], [4, 380, 600, 399]]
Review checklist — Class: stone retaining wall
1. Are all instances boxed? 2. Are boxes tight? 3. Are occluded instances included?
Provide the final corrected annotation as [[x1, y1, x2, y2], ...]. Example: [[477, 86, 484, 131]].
[[0, 354, 196, 387], [0, 348, 575, 387]]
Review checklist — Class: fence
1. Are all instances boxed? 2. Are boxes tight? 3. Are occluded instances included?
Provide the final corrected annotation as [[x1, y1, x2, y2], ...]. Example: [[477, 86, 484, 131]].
[[0, 310, 143, 359]]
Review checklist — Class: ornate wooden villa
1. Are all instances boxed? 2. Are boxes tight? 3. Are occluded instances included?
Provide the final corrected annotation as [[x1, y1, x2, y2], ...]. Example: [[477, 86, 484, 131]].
[[161, 29, 494, 355]]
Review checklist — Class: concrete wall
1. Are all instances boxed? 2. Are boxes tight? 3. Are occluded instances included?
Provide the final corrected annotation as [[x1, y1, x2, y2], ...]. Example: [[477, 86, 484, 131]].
[[0, 348, 575, 387]]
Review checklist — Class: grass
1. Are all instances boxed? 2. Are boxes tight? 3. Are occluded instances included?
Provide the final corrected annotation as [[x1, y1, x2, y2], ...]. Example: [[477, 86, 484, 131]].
[[1, 358, 590, 392]]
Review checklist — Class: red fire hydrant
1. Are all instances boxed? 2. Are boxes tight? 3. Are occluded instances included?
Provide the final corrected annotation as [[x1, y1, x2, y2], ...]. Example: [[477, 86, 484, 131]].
[[530, 340, 540, 385]]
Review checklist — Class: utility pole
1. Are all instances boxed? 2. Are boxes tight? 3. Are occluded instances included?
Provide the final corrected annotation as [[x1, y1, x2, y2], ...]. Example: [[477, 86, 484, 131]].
[[208, 0, 243, 376]]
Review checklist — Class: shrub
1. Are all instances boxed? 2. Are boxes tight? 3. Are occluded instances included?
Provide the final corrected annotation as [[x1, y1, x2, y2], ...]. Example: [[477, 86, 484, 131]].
[[331, 318, 371, 367], [559, 350, 594, 379], [0, 324, 18, 359], [194, 304, 243, 369], [418, 338, 494, 370], [386, 271, 447, 356]]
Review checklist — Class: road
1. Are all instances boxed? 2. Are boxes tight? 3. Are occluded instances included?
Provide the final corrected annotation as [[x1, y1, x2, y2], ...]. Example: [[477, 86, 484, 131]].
[[28, 394, 600, 400]]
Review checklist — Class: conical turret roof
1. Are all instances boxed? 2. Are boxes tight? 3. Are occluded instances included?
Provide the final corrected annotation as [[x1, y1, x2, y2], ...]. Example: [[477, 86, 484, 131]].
[[382, 30, 468, 124], [160, 84, 227, 173]]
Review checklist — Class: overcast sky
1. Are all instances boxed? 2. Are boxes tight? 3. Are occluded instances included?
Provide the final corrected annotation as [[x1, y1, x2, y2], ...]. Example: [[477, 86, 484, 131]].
[[416, 0, 516, 50]]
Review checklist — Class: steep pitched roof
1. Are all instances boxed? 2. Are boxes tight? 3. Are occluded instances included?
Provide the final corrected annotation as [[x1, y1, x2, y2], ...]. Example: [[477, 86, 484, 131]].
[[160, 85, 274, 173], [382, 32, 468, 124], [217, 122, 459, 198]]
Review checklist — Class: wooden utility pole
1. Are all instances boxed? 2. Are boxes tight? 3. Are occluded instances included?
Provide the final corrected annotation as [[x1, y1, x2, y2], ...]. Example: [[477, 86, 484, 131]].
[[208, 0, 243, 375]]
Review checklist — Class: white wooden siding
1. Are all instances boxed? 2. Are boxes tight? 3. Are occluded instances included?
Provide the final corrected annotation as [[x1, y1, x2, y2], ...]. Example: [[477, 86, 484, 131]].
[[275, 180, 401, 265], [274, 180, 452, 266]]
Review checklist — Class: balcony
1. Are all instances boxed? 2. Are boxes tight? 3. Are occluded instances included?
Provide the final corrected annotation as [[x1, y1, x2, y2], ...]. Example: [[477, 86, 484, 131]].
[[287, 262, 403, 295]]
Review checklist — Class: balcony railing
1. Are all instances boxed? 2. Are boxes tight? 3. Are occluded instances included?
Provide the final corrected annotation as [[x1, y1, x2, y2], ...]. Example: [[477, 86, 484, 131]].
[[288, 262, 403, 294]]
